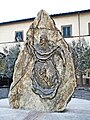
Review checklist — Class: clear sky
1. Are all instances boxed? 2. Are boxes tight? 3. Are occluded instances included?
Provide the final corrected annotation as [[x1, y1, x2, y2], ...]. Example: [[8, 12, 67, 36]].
[[0, 0, 90, 23]]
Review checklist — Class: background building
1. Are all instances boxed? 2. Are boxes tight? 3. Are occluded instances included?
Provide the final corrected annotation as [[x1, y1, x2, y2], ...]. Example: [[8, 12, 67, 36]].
[[0, 9, 90, 44], [0, 9, 90, 88]]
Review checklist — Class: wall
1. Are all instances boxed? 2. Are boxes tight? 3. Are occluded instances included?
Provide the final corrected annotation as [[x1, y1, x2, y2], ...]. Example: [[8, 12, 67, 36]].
[[0, 12, 90, 44], [53, 14, 79, 37], [0, 21, 32, 43]]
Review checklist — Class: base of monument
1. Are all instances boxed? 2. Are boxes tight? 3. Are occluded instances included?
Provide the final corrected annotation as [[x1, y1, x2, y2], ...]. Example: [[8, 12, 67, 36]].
[[9, 80, 75, 112]]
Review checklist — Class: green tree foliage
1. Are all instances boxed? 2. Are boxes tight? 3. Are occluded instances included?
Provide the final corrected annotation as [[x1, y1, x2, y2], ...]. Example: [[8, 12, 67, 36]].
[[83, 48, 90, 69], [0, 53, 6, 74], [3, 44, 20, 79], [70, 38, 90, 72], [70, 38, 90, 85]]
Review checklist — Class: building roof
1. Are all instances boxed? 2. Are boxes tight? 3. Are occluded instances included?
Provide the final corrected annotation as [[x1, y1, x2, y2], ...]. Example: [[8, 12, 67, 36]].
[[0, 9, 90, 25]]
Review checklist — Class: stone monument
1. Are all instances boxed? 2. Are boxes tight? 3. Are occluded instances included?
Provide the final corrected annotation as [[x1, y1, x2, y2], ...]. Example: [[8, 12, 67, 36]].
[[9, 10, 76, 112]]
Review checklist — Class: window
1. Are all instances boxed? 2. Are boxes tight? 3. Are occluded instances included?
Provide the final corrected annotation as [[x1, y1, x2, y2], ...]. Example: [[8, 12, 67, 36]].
[[61, 25, 72, 38], [15, 31, 23, 42]]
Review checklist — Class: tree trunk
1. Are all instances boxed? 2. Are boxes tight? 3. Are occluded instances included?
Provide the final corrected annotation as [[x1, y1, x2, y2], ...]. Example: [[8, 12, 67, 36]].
[[79, 71, 83, 86]]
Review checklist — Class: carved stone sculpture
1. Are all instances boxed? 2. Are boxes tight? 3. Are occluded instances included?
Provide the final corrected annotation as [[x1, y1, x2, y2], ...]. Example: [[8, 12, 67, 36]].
[[9, 10, 76, 112], [31, 34, 66, 99]]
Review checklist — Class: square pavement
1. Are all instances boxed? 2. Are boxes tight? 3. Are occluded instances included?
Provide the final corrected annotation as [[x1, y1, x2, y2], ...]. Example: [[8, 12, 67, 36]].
[[0, 98, 90, 120]]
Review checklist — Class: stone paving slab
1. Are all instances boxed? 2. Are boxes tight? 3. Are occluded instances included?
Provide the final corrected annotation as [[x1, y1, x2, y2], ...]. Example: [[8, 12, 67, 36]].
[[73, 87, 90, 100], [0, 98, 90, 120]]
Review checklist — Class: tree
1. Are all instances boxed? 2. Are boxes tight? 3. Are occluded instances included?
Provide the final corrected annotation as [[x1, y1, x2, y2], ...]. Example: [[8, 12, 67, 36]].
[[70, 38, 90, 86], [0, 53, 6, 77], [0, 44, 20, 86], [3, 44, 20, 79]]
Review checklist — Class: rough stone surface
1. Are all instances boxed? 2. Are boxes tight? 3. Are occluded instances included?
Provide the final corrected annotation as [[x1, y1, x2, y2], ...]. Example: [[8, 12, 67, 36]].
[[8, 10, 76, 112]]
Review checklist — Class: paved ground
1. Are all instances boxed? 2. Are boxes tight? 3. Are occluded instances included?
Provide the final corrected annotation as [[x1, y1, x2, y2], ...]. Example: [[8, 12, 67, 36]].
[[0, 87, 90, 120], [0, 87, 9, 99], [0, 98, 90, 120], [73, 87, 90, 100]]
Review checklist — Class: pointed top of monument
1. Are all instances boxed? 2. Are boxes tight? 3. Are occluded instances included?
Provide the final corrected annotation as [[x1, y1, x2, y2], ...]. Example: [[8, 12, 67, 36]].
[[27, 9, 63, 44], [37, 9, 49, 16], [29, 9, 56, 30]]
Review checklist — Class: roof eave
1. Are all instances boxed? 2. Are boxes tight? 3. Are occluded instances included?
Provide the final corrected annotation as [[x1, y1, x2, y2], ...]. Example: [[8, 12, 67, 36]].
[[0, 9, 90, 25]]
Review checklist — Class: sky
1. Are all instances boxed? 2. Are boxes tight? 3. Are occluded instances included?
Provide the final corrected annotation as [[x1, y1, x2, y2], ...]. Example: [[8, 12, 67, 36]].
[[0, 0, 90, 23]]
